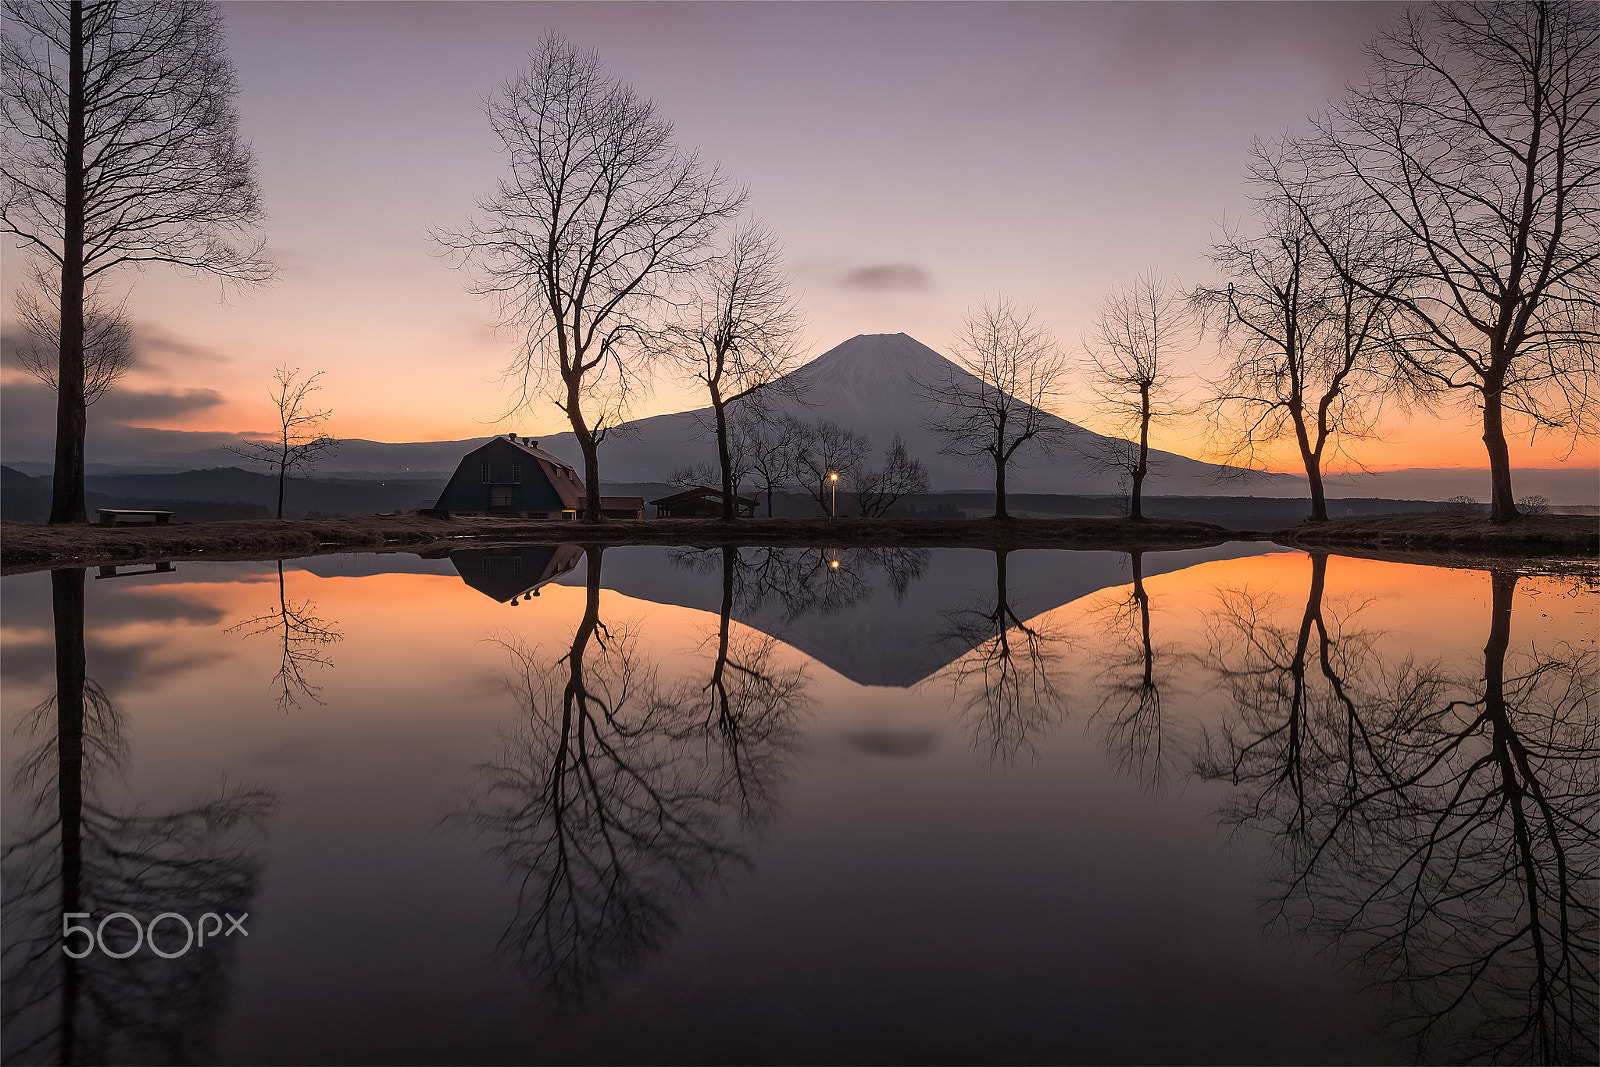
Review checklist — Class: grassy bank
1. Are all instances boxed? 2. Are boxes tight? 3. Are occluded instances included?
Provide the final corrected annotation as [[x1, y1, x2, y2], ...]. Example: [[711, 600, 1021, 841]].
[[1270, 512, 1598, 556], [6, 510, 1593, 576], [1, 514, 1237, 574]]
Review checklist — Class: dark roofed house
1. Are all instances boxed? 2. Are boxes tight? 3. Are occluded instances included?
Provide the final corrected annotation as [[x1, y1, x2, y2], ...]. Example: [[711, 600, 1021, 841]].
[[433, 434, 585, 518], [649, 486, 757, 518]]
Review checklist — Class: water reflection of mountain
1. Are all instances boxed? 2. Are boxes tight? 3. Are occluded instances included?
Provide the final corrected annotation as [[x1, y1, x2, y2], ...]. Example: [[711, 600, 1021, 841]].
[[568, 543, 1276, 687], [300, 542, 1274, 686]]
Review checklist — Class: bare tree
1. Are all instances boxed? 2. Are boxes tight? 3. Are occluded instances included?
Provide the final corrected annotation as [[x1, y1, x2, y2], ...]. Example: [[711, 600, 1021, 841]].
[[790, 417, 871, 516], [2, 568, 274, 1065], [453, 547, 744, 1000], [739, 410, 805, 518], [1194, 202, 1409, 521], [226, 367, 337, 519], [1083, 272, 1190, 520], [851, 433, 930, 517], [666, 546, 809, 824], [225, 561, 343, 712], [10, 264, 134, 405], [1086, 551, 1173, 791], [921, 298, 1069, 520], [438, 33, 743, 523], [938, 549, 1068, 763], [666, 459, 722, 490], [1261, 3, 1600, 522], [1195, 564, 1598, 1063], [664, 220, 805, 521], [2, 0, 272, 524]]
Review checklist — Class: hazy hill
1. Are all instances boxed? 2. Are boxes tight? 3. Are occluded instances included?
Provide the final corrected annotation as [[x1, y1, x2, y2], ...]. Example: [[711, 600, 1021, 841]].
[[8, 332, 1592, 504], [0, 466, 444, 522]]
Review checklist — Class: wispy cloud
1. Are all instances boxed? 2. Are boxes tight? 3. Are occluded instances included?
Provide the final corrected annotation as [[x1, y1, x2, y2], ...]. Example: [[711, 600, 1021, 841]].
[[98, 387, 227, 424], [136, 323, 230, 367], [837, 262, 934, 293]]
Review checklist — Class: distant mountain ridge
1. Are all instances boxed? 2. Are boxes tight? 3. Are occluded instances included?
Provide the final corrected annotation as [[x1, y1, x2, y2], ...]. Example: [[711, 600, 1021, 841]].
[[10, 332, 1593, 503]]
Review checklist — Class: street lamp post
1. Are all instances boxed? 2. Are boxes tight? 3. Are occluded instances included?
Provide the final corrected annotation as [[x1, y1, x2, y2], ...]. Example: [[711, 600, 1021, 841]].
[[829, 471, 838, 518]]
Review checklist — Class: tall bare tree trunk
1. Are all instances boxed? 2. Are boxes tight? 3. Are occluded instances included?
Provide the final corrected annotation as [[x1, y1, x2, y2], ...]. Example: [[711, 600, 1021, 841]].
[[1131, 551, 1153, 690], [993, 455, 1009, 520], [580, 437, 602, 524], [714, 545, 734, 686], [52, 567, 85, 1058], [1131, 385, 1150, 520], [712, 389, 735, 523], [564, 377, 603, 524], [1292, 404, 1329, 523], [50, 3, 87, 525], [1482, 371, 1518, 523], [1305, 462, 1328, 523], [994, 547, 1009, 611], [276, 441, 287, 519]]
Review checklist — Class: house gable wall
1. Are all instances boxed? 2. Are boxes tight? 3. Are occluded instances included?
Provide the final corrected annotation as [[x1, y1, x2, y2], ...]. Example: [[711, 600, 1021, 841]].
[[434, 439, 573, 516]]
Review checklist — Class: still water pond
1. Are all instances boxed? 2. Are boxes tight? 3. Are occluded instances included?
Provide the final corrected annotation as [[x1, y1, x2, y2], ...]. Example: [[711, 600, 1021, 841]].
[[2, 544, 1595, 1065]]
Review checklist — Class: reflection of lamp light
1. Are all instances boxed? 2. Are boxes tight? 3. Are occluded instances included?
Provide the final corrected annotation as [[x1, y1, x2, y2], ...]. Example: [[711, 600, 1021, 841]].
[[829, 559, 840, 570], [829, 471, 839, 517]]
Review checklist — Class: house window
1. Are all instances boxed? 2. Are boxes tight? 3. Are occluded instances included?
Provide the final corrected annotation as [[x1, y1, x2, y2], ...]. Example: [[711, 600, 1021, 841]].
[[480, 462, 490, 484], [512, 462, 521, 484]]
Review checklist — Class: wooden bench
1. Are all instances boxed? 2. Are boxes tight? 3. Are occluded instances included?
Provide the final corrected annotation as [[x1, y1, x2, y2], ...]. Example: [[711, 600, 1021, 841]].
[[97, 508, 173, 527], [95, 562, 175, 579]]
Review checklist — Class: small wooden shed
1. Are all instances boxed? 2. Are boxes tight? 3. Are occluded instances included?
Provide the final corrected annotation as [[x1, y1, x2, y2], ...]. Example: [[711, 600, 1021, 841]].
[[599, 496, 646, 520], [649, 486, 757, 518]]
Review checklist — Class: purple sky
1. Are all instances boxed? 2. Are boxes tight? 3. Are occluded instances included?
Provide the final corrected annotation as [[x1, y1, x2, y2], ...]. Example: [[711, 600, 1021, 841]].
[[17, 1, 1516, 467]]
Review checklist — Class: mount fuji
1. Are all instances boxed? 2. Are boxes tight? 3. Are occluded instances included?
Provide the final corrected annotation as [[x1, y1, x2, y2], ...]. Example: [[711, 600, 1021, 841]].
[[536, 332, 1288, 495]]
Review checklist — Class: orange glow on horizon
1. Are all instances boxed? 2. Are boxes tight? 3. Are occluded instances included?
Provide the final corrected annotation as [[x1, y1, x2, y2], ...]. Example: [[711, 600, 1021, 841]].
[[90, 380, 1600, 471]]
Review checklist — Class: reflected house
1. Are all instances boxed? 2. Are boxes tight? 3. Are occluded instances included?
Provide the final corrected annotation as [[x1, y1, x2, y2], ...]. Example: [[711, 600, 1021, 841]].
[[650, 486, 756, 518], [434, 434, 585, 518], [451, 544, 585, 604]]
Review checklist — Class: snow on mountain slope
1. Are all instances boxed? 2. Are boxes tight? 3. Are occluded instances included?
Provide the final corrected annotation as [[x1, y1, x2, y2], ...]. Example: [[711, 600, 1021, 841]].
[[536, 332, 1292, 495]]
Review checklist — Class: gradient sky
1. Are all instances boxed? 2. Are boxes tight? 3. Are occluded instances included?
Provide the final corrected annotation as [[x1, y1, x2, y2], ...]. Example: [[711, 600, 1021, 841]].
[[3, 1, 1591, 471]]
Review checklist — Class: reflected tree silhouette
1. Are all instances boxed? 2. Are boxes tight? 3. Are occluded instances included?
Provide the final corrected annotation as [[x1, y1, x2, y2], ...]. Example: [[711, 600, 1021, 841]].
[[743, 545, 928, 619], [1086, 551, 1175, 790], [1, 569, 276, 1066], [226, 560, 343, 711], [937, 549, 1067, 762], [456, 546, 750, 1001], [673, 544, 930, 623], [667, 546, 810, 823], [1193, 552, 1425, 833], [1196, 560, 1598, 1064]]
